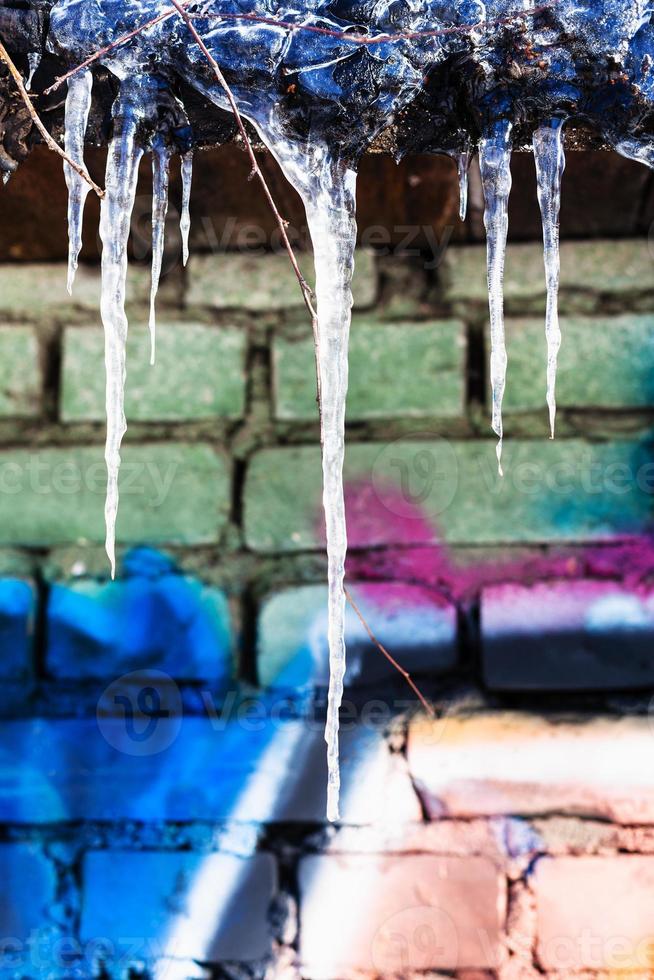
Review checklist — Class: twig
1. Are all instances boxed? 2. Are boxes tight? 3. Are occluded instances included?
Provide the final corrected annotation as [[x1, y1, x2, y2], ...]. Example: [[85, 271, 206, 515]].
[[44, 0, 195, 95], [195, 1, 560, 44], [344, 587, 435, 717], [44, 0, 560, 96], [169, 4, 433, 709], [0, 40, 104, 197], [168, 0, 319, 330]]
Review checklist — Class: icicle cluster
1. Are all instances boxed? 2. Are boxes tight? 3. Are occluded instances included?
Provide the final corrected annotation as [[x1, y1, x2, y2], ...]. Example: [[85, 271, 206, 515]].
[[42, 0, 654, 819]]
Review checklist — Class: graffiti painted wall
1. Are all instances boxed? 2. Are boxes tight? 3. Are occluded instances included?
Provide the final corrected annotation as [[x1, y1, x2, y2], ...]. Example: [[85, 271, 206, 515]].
[[0, 147, 653, 978]]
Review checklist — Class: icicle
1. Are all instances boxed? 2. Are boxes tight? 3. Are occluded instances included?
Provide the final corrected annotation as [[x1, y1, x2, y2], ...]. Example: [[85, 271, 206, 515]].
[[25, 52, 41, 91], [255, 125, 357, 822], [533, 118, 566, 438], [99, 99, 145, 577], [479, 119, 513, 476], [150, 145, 171, 366], [306, 174, 357, 823], [180, 150, 193, 266], [64, 70, 93, 294], [457, 148, 472, 221]]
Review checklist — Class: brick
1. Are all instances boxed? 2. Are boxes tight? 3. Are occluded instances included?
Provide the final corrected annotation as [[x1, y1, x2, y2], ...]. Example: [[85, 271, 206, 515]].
[[0, 717, 420, 824], [187, 248, 377, 311], [61, 322, 246, 422], [0, 844, 57, 956], [46, 548, 232, 684], [0, 579, 34, 682], [408, 712, 654, 823], [273, 317, 465, 421], [499, 314, 654, 411], [299, 854, 505, 976], [257, 582, 457, 689], [244, 438, 654, 552], [482, 580, 654, 691], [0, 443, 229, 547], [80, 851, 276, 966], [442, 240, 654, 307], [0, 326, 40, 417], [533, 856, 654, 971], [0, 263, 153, 317]]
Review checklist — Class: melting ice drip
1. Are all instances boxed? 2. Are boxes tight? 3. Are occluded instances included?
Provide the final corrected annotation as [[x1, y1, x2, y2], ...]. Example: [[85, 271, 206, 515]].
[[46, 0, 654, 819]]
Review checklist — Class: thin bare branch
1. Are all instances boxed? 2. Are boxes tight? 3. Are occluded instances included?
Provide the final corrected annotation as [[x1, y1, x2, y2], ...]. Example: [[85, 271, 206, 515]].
[[43, 1, 195, 95], [168, 0, 318, 328], [0, 40, 104, 197], [197, 1, 560, 44], [344, 587, 436, 717]]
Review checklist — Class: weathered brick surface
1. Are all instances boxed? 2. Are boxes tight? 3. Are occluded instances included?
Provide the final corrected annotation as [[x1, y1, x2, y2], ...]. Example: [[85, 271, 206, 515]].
[[408, 712, 654, 823], [0, 443, 230, 547], [187, 248, 377, 310], [482, 580, 654, 691], [0, 844, 57, 951], [80, 850, 277, 964], [244, 439, 653, 552], [0, 326, 40, 417], [273, 317, 465, 421], [0, 579, 34, 682], [46, 549, 232, 683], [0, 263, 153, 317], [500, 314, 654, 411], [257, 581, 457, 689], [61, 323, 247, 421], [299, 854, 505, 976], [0, 718, 420, 824], [443, 239, 654, 308], [533, 856, 654, 971]]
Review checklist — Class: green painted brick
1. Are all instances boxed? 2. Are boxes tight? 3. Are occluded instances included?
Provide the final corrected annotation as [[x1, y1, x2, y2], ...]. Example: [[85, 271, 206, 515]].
[[244, 439, 653, 551], [443, 240, 654, 305], [0, 443, 229, 547], [187, 249, 377, 311], [0, 326, 40, 417], [61, 322, 247, 421], [273, 318, 465, 421], [499, 314, 654, 411], [0, 264, 153, 317]]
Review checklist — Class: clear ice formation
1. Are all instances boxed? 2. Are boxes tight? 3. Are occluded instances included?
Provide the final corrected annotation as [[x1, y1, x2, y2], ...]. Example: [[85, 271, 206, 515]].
[[533, 119, 566, 438], [150, 143, 171, 364], [63, 69, 93, 294], [479, 119, 512, 475], [41, 0, 654, 817], [180, 151, 193, 267]]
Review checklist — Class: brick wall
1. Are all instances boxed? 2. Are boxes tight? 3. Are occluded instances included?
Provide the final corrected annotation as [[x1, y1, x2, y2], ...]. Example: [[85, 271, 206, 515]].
[[0, 146, 654, 978]]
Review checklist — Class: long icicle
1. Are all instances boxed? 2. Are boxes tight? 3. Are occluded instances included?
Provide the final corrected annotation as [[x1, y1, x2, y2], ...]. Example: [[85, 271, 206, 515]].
[[64, 69, 93, 294], [479, 119, 513, 475], [533, 118, 566, 438], [99, 97, 145, 577], [180, 150, 193, 266], [258, 132, 358, 822], [457, 147, 471, 221], [150, 144, 171, 365], [304, 164, 357, 823]]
